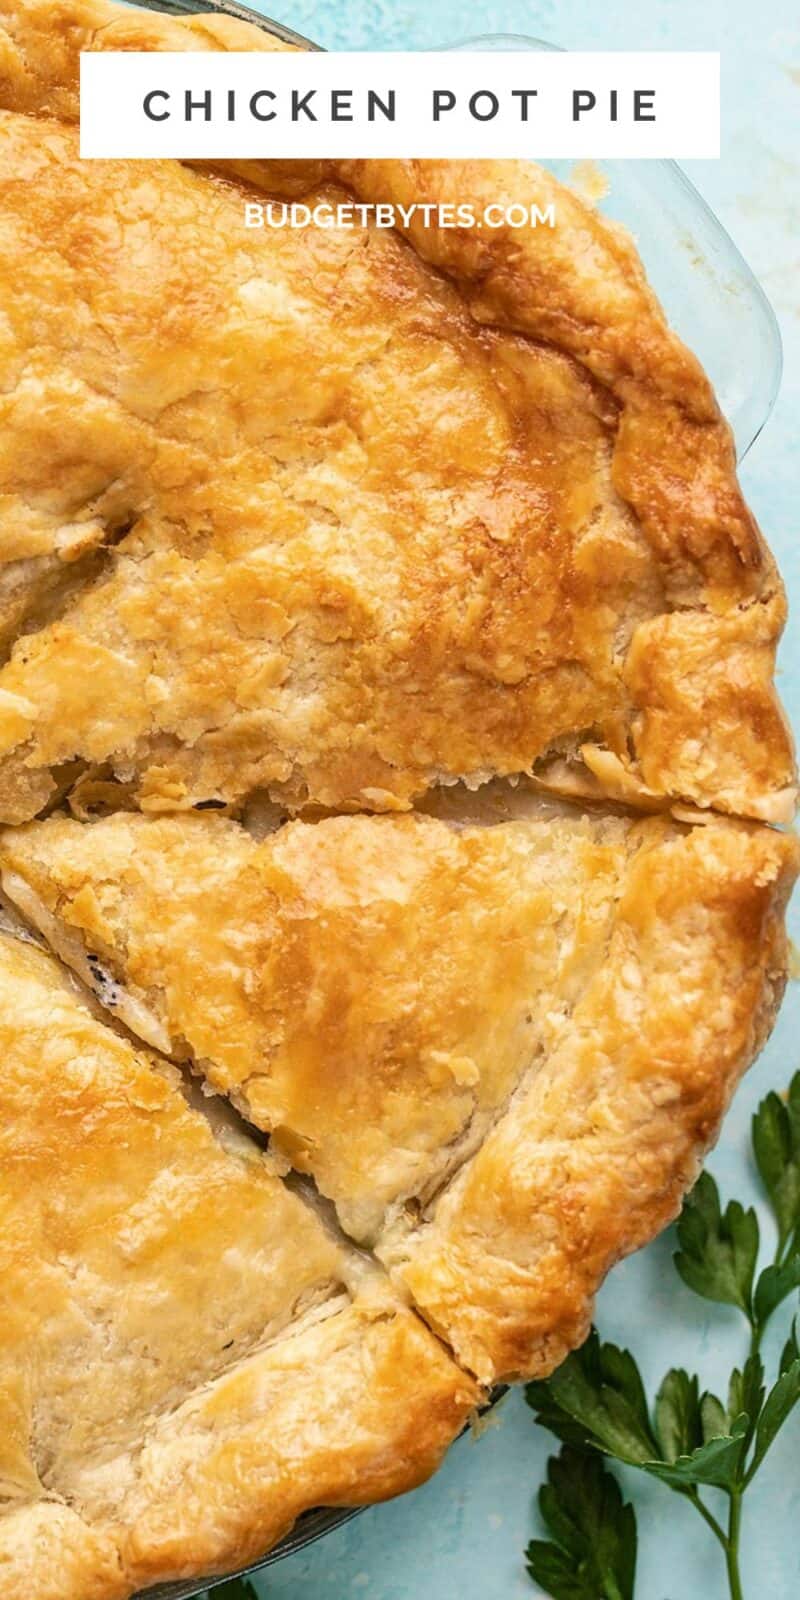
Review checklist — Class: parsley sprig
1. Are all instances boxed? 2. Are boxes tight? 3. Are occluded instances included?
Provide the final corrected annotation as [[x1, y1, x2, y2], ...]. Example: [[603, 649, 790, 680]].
[[525, 1072, 800, 1600]]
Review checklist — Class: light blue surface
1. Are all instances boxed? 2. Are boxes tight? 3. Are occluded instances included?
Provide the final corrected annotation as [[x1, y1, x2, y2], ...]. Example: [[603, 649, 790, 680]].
[[238, 2, 800, 1595]]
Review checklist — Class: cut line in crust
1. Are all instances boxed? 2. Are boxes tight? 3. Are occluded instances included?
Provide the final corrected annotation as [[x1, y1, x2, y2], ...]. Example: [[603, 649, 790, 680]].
[[2, 787, 796, 1388], [0, 929, 478, 1600], [0, 0, 794, 826]]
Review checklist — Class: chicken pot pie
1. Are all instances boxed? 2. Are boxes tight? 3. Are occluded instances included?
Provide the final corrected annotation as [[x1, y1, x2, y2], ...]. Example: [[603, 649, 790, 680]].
[[1, 792, 797, 1388], [0, 0, 796, 823], [0, 0, 796, 1596]]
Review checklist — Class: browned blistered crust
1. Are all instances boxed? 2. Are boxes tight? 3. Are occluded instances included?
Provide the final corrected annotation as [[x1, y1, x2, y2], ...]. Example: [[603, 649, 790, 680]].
[[388, 817, 799, 1380], [0, 3, 796, 1597], [0, 0, 794, 823], [0, 930, 478, 1600], [0, 803, 644, 1244], [3, 802, 797, 1394]]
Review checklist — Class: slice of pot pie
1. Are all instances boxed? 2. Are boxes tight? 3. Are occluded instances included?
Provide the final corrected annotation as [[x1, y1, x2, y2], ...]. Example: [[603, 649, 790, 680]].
[[0, 0, 794, 823], [3, 793, 796, 1384], [0, 928, 478, 1600]]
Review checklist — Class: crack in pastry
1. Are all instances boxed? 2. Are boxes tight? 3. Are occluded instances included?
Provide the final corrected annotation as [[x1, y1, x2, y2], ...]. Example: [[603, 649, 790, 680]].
[[0, 0, 794, 825], [3, 794, 796, 1388], [0, 929, 478, 1600], [0, 800, 643, 1242], [383, 818, 797, 1380]]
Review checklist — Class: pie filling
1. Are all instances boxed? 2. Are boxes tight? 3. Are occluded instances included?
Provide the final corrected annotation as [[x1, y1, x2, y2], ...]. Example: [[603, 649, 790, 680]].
[[0, 2, 797, 1597]]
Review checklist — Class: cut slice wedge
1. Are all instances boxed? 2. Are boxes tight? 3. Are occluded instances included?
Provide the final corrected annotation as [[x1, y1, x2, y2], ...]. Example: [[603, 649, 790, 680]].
[[0, 929, 477, 1600], [0, 798, 649, 1243], [3, 791, 795, 1384]]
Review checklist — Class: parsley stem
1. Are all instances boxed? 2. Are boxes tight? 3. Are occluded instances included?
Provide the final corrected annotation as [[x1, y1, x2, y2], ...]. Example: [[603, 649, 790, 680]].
[[603, 1576, 625, 1600], [777, 1230, 795, 1269], [725, 1492, 745, 1600], [686, 1487, 727, 1549]]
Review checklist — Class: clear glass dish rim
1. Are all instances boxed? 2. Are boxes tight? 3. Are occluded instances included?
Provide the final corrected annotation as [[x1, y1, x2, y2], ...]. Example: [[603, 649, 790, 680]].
[[128, 0, 782, 462], [102, 2, 778, 1591]]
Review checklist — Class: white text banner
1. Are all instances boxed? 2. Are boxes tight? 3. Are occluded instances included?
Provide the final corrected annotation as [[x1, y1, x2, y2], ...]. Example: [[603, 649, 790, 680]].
[[79, 50, 720, 160]]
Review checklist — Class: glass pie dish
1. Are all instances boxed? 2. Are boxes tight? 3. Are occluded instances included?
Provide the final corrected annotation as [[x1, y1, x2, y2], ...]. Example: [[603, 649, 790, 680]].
[[130, 0, 781, 464], [103, 3, 782, 1594]]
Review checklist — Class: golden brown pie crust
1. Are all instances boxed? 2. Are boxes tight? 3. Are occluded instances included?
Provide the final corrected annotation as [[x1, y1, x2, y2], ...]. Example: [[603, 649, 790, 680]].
[[2, 799, 797, 1393], [0, 803, 642, 1242], [0, 0, 794, 823], [0, 929, 478, 1600], [0, 2, 796, 1596]]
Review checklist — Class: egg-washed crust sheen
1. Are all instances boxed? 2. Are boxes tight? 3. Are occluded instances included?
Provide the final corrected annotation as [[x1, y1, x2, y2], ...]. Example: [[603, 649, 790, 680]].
[[387, 818, 798, 1381], [0, 930, 478, 1600], [2, 806, 798, 1387], [0, 0, 794, 825], [0, 803, 646, 1244]]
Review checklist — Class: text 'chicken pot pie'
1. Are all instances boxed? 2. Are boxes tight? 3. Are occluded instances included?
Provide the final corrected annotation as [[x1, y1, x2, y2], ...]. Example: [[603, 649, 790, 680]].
[[0, 0, 796, 1596]]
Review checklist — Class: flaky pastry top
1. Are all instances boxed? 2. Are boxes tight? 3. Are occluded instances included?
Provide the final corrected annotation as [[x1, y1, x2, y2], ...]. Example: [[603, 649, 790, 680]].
[[2, 797, 797, 1383], [0, 0, 793, 823], [0, 927, 477, 1598]]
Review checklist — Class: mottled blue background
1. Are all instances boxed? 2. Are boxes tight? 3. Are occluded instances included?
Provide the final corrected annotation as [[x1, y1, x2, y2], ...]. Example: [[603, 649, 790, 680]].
[[237, 2, 800, 1595]]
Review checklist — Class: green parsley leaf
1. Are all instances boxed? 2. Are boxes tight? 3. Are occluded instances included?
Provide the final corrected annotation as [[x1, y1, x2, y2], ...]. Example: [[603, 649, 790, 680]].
[[699, 1390, 729, 1443], [748, 1356, 800, 1479], [725, 1353, 765, 1449], [209, 1580, 259, 1600], [526, 1447, 637, 1600], [780, 1318, 799, 1376], [653, 1358, 764, 1463], [527, 1542, 595, 1600], [526, 1377, 600, 1454], [526, 1332, 657, 1465], [643, 1417, 749, 1492], [753, 1254, 800, 1327], [674, 1172, 759, 1318], [752, 1075, 800, 1253], [654, 1369, 703, 1461]]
